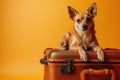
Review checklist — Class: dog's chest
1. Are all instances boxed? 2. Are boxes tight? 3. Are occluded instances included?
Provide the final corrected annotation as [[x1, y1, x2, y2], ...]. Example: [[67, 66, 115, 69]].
[[82, 35, 92, 49], [70, 34, 92, 50]]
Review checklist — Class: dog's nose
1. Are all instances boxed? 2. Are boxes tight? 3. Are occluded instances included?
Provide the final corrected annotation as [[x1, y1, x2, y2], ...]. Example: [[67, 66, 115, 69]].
[[82, 25, 88, 30]]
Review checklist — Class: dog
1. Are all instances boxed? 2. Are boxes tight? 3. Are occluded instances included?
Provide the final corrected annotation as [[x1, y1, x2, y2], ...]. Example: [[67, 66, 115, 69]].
[[59, 3, 104, 62]]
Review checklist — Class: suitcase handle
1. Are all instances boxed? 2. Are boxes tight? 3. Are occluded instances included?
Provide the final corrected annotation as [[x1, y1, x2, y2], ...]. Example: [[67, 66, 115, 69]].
[[80, 68, 116, 80]]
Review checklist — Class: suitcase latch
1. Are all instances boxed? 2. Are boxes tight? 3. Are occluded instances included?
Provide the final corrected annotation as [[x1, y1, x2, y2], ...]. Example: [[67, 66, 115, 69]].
[[60, 59, 75, 74]]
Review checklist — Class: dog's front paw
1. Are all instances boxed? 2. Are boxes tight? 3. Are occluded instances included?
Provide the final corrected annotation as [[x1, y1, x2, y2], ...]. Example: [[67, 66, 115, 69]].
[[93, 46, 104, 61], [97, 49, 104, 61], [78, 50, 88, 62]]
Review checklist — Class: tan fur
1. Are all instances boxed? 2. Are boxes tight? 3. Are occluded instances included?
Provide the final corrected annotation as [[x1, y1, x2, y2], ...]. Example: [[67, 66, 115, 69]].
[[59, 3, 104, 61]]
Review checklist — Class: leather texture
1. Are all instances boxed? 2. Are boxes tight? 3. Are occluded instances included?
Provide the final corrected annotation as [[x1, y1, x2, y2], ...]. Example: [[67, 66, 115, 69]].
[[41, 48, 120, 80]]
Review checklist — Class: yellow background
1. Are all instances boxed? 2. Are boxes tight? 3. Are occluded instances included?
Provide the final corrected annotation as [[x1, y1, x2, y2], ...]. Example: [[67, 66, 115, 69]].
[[0, 0, 120, 80]]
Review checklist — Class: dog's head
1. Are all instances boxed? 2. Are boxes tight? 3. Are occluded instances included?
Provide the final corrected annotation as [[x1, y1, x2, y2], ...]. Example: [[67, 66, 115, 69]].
[[68, 3, 97, 33]]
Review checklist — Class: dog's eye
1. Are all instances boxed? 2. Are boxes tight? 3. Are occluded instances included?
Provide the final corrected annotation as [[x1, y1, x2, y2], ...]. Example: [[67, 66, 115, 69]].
[[86, 17, 91, 22], [77, 19, 81, 23]]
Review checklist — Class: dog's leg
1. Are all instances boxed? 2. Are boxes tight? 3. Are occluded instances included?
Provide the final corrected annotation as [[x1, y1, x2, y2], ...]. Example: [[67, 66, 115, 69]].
[[78, 47, 88, 62], [92, 46, 104, 61], [70, 46, 88, 62], [59, 32, 71, 50]]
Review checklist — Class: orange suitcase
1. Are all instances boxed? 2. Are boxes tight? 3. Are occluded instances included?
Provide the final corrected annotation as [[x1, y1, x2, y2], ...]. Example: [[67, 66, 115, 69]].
[[40, 48, 120, 80]]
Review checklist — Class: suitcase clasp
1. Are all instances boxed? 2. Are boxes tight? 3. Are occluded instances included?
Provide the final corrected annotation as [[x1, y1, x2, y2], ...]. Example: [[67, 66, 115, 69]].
[[60, 58, 75, 74]]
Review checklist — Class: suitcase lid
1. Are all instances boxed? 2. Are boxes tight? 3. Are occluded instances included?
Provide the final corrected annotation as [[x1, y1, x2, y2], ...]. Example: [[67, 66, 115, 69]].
[[44, 48, 120, 63]]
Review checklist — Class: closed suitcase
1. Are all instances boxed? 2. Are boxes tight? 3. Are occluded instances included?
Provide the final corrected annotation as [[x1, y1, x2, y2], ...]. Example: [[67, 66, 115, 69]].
[[40, 48, 120, 80]]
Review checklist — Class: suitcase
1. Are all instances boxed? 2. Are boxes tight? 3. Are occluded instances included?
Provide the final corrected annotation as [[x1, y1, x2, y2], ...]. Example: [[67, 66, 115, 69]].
[[40, 48, 120, 80]]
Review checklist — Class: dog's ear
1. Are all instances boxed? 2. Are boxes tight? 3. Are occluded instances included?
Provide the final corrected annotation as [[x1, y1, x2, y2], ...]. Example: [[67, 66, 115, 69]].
[[68, 6, 78, 20], [87, 3, 97, 17]]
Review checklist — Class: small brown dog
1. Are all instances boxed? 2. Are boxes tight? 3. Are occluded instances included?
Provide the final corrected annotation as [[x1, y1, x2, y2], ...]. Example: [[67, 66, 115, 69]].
[[59, 3, 104, 61]]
